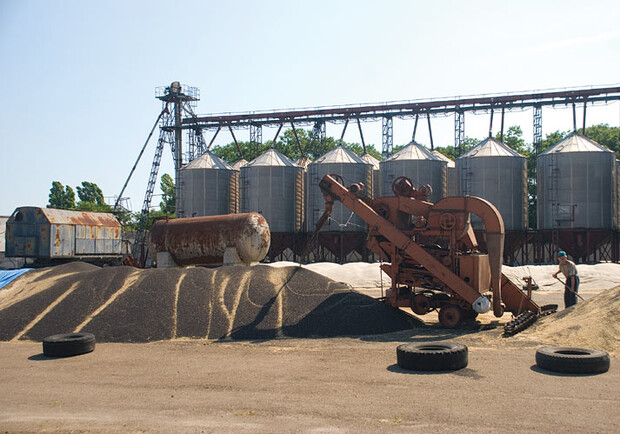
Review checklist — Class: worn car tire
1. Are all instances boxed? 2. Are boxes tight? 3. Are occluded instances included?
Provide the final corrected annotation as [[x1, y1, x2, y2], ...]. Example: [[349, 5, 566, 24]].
[[397, 342, 468, 371], [535, 346, 610, 374], [42, 333, 96, 358]]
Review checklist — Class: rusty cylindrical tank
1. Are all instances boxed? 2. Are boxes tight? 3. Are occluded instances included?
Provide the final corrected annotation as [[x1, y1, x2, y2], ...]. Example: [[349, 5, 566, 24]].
[[149, 213, 270, 266]]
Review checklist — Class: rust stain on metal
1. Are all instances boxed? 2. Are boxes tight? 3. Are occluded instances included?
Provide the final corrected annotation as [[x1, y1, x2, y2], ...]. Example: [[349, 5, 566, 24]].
[[150, 213, 271, 266]]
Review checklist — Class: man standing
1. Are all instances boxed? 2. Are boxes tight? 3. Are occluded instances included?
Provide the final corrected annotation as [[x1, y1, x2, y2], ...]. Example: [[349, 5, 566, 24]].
[[552, 251, 580, 308]]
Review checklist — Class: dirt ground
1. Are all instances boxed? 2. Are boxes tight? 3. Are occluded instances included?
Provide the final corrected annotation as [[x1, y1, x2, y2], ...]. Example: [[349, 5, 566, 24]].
[[1, 289, 618, 433]]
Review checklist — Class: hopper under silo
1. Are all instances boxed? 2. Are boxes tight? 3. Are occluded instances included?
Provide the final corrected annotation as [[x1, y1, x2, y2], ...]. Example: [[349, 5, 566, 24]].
[[240, 148, 304, 233], [456, 137, 527, 230], [307, 145, 372, 232], [537, 132, 616, 230], [380, 141, 446, 203]]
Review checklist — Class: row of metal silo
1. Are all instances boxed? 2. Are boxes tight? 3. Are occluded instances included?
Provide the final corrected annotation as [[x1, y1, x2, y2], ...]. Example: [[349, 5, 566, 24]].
[[179, 132, 618, 234]]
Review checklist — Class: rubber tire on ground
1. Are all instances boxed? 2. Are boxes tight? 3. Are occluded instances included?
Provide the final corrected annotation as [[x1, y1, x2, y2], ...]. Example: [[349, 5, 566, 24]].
[[397, 342, 468, 371], [42, 333, 96, 358], [535, 346, 610, 374]]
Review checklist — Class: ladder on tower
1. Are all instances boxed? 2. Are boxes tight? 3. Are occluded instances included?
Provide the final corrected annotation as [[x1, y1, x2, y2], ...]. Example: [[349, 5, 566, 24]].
[[548, 154, 560, 253]]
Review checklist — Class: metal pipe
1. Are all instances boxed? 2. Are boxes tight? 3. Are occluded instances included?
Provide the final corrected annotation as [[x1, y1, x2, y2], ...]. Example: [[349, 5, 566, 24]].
[[500, 106, 505, 142], [412, 114, 419, 141], [272, 123, 283, 147], [228, 126, 243, 159], [207, 125, 221, 150], [426, 112, 434, 150], [356, 118, 366, 154], [572, 102, 577, 132], [290, 122, 305, 156], [489, 108, 494, 138], [340, 118, 350, 142], [582, 99, 587, 134]]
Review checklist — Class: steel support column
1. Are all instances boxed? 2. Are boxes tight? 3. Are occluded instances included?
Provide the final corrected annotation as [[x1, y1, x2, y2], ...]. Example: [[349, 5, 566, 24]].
[[382, 116, 393, 156], [533, 105, 542, 153], [454, 110, 465, 152], [250, 124, 262, 145]]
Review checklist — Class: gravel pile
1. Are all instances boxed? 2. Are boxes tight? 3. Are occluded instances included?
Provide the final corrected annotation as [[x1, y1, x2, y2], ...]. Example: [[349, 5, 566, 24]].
[[0, 262, 416, 342]]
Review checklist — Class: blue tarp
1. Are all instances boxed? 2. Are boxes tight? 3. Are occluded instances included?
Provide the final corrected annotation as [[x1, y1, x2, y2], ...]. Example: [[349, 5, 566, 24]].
[[0, 269, 34, 290]]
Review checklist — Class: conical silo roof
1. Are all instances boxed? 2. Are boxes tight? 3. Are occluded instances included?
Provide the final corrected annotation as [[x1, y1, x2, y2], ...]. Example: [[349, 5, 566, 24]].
[[385, 141, 438, 161], [459, 137, 523, 158], [245, 148, 295, 167], [184, 151, 233, 170], [361, 153, 381, 169], [432, 150, 455, 168], [231, 159, 248, 170], [540, 131, 613, 154], [314, 145, 365, 164]]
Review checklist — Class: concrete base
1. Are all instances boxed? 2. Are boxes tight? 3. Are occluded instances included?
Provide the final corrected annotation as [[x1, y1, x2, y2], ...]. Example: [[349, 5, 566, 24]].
[[155, 251, 177, 268], [223, 247, 243, 266]]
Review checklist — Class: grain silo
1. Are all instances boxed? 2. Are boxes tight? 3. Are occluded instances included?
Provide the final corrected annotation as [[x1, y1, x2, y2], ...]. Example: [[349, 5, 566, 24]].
[[307, 145, 372, 232], [231, 159, 248, 171], [537, 132, 616, 230], [181, 151, 239, 217], [456, 137, 527, 230], [432, 150, 457, 196], [240, 148, 304, 233], [380, 141, 446, 203], [361, 153, 381, 198]]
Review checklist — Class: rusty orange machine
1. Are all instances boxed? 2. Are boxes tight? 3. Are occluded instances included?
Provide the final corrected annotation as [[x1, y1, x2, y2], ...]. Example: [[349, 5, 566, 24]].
[[317, 174, 555, 334]]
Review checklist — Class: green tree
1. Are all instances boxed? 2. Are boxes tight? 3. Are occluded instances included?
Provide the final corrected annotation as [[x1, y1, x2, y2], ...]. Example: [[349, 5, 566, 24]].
[[584, 124, 620, 157], [498, 126, 528, 155], [211, 128, 381, 164], [160, 174, 176, 215], [76, 181, 112, 212], [48, 181, 76, 209], [433, 136, 479, 161]]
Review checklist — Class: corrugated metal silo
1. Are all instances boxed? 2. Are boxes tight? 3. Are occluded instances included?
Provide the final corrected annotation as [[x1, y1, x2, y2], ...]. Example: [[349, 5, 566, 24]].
[[240, 148, 304, 233], [307, 145, 372, 232], [181, 151, 239, 217], [456, 137, 527, 230], [537, 132, 616, 230], [380, 141, 446, 203], [432, 150, 457, 196], [361, 153, 381, 198]]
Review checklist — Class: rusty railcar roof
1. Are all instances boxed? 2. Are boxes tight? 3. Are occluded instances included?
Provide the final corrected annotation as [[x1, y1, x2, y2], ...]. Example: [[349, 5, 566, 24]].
[[17, 207, 121, 227]]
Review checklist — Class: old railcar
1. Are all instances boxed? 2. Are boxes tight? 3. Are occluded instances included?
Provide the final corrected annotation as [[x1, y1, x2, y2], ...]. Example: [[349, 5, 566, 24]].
[[5, 207, 123, 265]]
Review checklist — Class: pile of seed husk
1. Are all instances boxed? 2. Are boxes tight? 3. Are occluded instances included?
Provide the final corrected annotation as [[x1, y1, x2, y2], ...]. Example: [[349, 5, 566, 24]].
[[0, 262, 416, 342], [515, 285, 620, 356]]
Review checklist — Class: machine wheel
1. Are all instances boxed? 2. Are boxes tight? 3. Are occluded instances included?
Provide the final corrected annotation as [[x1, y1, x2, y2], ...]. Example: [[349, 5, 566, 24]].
[[42, 333, 96, 358], [439, 305, 463, 328], [392, 176, 414, 197], [397, 342, 468, 371], [411, 293, 432, 315], [535, 346, 610, 374]]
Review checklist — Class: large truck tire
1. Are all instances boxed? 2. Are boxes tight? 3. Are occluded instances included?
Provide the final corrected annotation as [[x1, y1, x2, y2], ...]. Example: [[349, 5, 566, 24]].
[[535, 346, 610, 374], [397, 342, 468, 371], [42, 333, 96, 358]]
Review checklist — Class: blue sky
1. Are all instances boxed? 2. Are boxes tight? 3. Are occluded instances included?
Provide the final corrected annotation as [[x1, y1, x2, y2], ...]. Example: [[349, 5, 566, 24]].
[[1, 0, 619, 215]]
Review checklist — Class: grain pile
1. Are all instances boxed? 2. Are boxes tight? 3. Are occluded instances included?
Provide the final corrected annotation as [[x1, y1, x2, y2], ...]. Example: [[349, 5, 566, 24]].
[[0, 262, 416, 342], [516, 285, 620, 356]]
